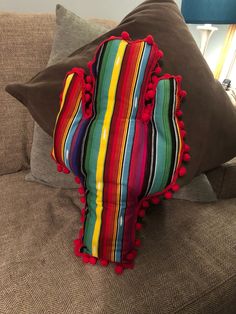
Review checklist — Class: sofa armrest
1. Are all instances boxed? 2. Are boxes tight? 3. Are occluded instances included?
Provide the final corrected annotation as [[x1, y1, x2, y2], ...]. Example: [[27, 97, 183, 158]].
[[206, 157, 236, 199]]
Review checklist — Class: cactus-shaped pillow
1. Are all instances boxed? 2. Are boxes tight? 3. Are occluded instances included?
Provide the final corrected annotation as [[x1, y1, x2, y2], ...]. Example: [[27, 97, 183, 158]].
[[51, 32, 189, 274]]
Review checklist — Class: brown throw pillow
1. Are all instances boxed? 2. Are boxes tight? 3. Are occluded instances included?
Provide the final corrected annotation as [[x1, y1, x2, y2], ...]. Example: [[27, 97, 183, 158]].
[[6, 0, 236, 187]]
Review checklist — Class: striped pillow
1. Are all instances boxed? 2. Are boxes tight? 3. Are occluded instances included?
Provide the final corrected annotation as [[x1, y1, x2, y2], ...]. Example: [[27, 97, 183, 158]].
[[51, 32, 189, 274]]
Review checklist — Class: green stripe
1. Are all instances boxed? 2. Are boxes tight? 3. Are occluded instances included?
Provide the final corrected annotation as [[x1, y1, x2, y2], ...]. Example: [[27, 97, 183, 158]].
[[150, 79, 173, 193], [83, 40, 121, 254]]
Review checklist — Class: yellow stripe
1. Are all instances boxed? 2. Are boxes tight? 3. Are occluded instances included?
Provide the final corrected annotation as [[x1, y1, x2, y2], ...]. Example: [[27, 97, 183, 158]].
[[91, 40, 128, 257], [60, 90, 82, 160], [110, 42, 145, 261], [52, 73, 74, 161]]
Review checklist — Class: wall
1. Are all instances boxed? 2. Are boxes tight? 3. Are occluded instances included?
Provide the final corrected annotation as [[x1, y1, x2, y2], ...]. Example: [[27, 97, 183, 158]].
[[0, 0, 228, 77]]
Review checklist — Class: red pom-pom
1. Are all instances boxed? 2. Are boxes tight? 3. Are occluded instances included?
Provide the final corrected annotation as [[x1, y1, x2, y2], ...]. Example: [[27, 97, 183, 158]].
[[63, 167, 70, 174], [74, 176, 80, 184], [148, 83, 153, 89], [121, 31, 130, 40], [176, 110, 183, 117], [80, 197, 86, 204], [85, 93, 91, 102], [164, 191, 173, 199], [139, 209, 146, 218], [135, 238, 141, 247], [152, 197, 160, 205], [183, 153, 191, 162], [115, 265, 124, 275], [136, 223, 142, 231], [80, 216, 85, 223], [100, 259, 109, 267], [179, 166, 187, 177], [180, 90, 187, 98], [181, 130, 187, 138], [74, 246, 82, 257], [155, 66, 162, 74], [152, 75, 158, 84], [147, 90, 155, 99], [172, 183, 180, 192], [179, 121, 185, 129], [158, 50, 164, 59], [176, 75, 182, 82], [86, 75, 92, 83], [78, 187, 85, 195], [73, 238, 81, 247], [184, 144, 190, 152], [146, 35, 154, 45], [82, 255, 89, 263], [127, 251, 136, 261], [142, 200, 149, 208], [87, 61, 93, 69], [89, 256, 97, 265], [85, 83, 92, 91], [81, 208, 86, 216], [57, 164, 63, 172]]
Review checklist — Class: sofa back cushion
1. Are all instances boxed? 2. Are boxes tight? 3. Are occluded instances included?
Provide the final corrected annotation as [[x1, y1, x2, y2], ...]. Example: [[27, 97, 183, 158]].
[[0, 12, 54, 175]]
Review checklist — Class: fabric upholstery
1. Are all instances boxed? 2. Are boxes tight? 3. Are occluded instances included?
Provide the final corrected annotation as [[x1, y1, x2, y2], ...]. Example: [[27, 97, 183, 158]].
[[5, 0, 236, 188], [0, 12, 54, 175], [1, 170, 235, 313]]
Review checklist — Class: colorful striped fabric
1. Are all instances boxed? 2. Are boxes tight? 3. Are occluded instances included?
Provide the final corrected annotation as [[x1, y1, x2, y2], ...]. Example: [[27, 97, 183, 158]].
[[51, 32, 189, 274]]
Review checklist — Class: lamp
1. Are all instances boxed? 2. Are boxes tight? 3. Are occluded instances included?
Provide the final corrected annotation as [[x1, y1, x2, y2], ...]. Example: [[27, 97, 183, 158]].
[[181, 0, 236, 56]]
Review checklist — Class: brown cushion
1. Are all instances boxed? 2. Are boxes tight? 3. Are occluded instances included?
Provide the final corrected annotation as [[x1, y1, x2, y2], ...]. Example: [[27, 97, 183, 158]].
[[5, 0, 236, 186], [0, 12, 54, 175]]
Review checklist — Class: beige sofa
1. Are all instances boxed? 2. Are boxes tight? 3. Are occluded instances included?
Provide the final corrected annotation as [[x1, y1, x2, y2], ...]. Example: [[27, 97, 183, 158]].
[[1, 11, 236, 314]]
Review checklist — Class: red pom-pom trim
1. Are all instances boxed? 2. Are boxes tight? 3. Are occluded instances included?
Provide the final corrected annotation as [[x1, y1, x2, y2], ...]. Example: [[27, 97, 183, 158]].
[[89, 256, 97, 265], [86, 75, 92, 83], [147, 90, 155, 99], [183, 153, 191, 162], [80, 197, 86, 204], [138, 209, 146, 218], [63, 167, 70, 174], [181, 130, 187, 138], [82, 255, 90, 263], [172, 183, 180, 192], [121, 31, 130, 40], [78, 187, 85, 195], [115, 265, 124, 275], [179, 121, 185, 129], [158, 50, 164, 59], [155, 66, 162, 75], [142, 200, 149, 208], [151, 197, 160, 204], [74, 176, 80, 184], [176, 110, 183, 117], [135, 239, 141, 247], [146, 35, 154, 45], [85, 83, 92, 91], [164, 191, 173, 199], [85, 93, 91, 102], [100, 259, 109, 267], [57, 164, 63, 172], [135, 223, 142, 231], [184, 144, 190, 152], [179, 166, 187, 177]]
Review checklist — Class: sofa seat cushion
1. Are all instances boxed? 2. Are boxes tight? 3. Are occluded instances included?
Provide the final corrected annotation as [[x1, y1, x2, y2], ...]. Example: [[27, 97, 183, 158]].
[[1, 171, 236, 313]]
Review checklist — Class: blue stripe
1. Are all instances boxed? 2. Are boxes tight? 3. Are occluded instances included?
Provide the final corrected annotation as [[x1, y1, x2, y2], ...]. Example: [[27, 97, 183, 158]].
[[64, 100, 83, 171]]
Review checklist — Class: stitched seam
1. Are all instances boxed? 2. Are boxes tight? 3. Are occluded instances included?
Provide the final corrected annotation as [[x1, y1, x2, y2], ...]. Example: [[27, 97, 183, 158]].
[[174, 273, 236, 313]]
